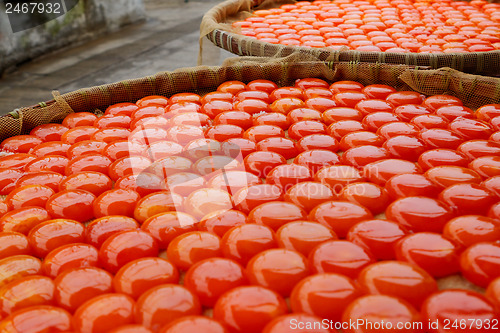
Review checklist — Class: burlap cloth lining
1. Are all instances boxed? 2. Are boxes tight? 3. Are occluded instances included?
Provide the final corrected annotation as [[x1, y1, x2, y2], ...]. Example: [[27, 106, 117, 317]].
[[2, 54, 500, 142]]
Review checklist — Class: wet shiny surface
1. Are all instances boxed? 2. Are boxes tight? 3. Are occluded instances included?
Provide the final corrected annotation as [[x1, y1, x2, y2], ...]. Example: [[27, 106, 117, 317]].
[[0, 135, 43, 153], [16, 171, 64, 192], [460, 242, 500, 288], [419, 128, 464, 149], [167, 231, 221, 271], [290, 273, 362, 322], [458, 140, 500, 159], [114, 257, 179, 299], [221, 224, 277, 266], [266, 164, 313, 191], [0, 207, 51, 235], [74, 293, 135, 333], [395, 232, 460, 278], [339, 131, 384, 150], [59, 171, 113, 196], [439, 183, 497, 215], [184, 258, 246, 307], [309, 240, 375, 279], [425, 166, 482, 189], [54, 267, 113, 312], [0, 255, 42, 288], [0, 232, 31, 259], [342, 145, 390, 168], [358, 261, 438, 309], [134, 191, 183, 223], [244, 151, 286, 178], [386, 196, 455, 233], [135, 285, 201, 332], [347, 219, 408, 260], [213, 286, 287, 333], [293, 149, 340, 174], [469, 156, 500, 178], [184, 188, 233, 219], [248, 201, 307, 231], [342, 295, 422, 333], [247, 248, 309, 297], [288, 121, 327, 140], [310, 200, 374, 238], [422, 290, 498, 333], [257, 137, 298, 160], [86, 216, 139, 248], [93, 189, 141, 218], [42, 243, 99, 278], [99, 230, 159, 274], [46, 190, 96, 222], [0, 305, 72, 332], [385, 173, 441, 199], [418, 148, 470, 170], [28, 219, 85, 257], [340, 182, 391, 215], [244, 125, 285, 142], [6, 185, 54, 211], [66, 153, 112, 176], [364, 159, 422, 185], [0, 275, 55, 317], [327, 120, 365, 140], [160, 316, 228, 333], [141, 212, 197, 249]]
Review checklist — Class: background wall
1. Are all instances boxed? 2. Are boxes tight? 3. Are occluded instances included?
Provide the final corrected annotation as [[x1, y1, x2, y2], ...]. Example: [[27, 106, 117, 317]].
[[0, 0, 146, 75]]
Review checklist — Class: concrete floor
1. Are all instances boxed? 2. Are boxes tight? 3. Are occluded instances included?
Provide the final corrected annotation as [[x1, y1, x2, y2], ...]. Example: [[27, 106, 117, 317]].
[[0, 0, 233, 115]]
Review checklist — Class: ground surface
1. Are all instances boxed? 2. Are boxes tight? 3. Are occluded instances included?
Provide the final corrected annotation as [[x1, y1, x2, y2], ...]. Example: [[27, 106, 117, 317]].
[[0, 0, 232, 114]]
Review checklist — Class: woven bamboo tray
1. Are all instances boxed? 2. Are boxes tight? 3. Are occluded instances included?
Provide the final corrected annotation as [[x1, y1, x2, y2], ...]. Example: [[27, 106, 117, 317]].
[[2, 57, 500, 296], [3, 56, 500, 141], [200, 0, 500, 76]]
